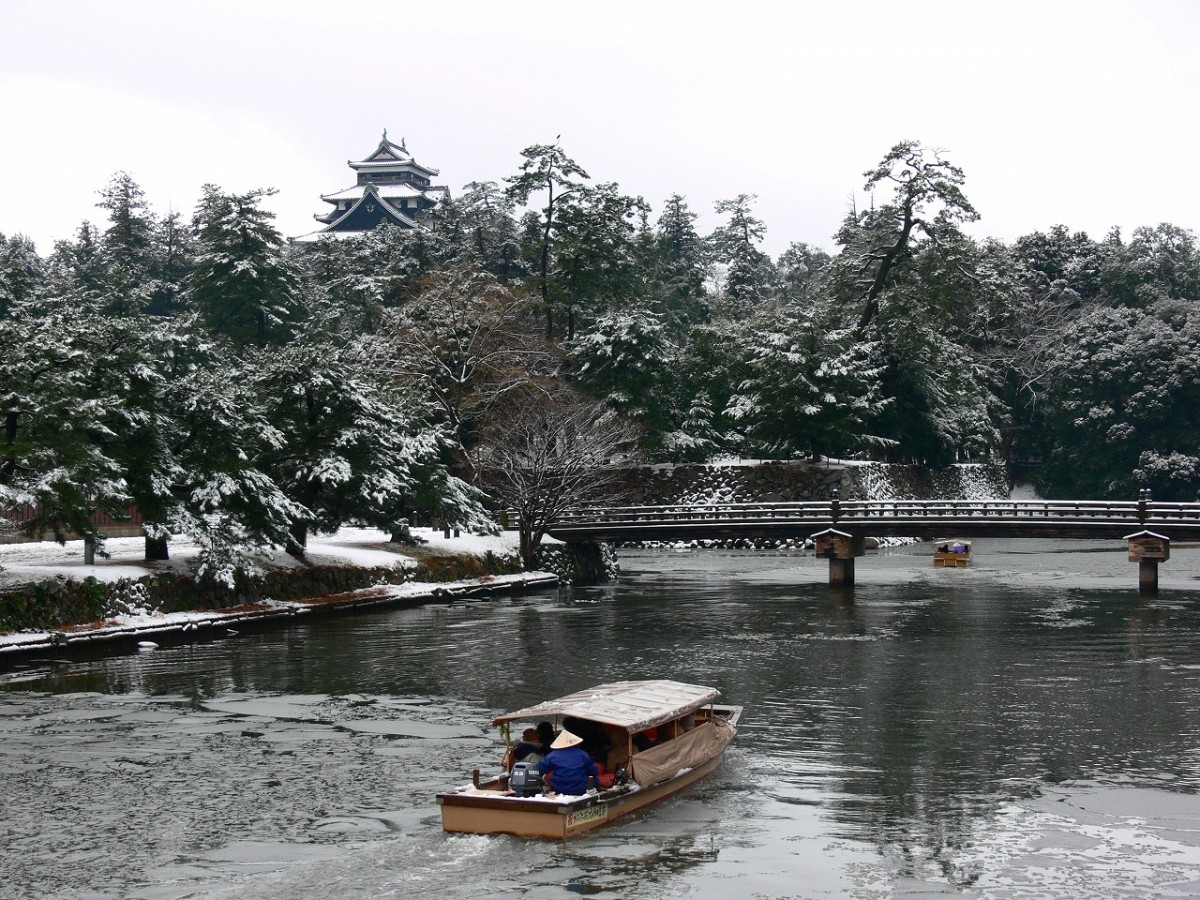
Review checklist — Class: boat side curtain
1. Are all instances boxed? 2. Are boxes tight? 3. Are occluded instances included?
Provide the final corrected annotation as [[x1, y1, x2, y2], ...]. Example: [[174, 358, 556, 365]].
[[629, 719, 736, 788]]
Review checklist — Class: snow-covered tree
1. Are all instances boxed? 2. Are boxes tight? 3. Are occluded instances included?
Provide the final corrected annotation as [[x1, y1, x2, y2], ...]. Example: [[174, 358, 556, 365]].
[[0, 309, 130, 548], [661, 389, 721, 462], [832, 140, 979, 335], [1103, 223, 1200, 307], [649, 193, 709, 333], [250, 338, 479, 552], [439, 181, 523, 278], [45, 221, 106, 305], [552, 181, 649, 338], [1037, 304, 1200, 499], [505, 141, 590, 338], [710, 194, 773, 314], [776, 242, 832, 308], [363, 264, 553, 477], [189, 186, 301, 348], [571, 309, 672, 444], [726, 300, 891, 460], [94, 171, 157, 316], [0, 232, 44, 319]]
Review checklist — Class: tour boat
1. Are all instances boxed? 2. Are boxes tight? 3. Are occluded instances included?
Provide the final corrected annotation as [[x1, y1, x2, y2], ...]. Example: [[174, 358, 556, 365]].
[[436, 679, 742, 838], [933, 538, 973, 568]]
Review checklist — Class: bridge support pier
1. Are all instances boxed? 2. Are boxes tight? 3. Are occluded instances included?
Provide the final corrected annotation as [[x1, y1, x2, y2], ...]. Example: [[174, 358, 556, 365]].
[[1126, 530, 1169, 598], [829, 557, 855, 586], [812, 529, 865, 588], [1139, 560, 1159, 596]]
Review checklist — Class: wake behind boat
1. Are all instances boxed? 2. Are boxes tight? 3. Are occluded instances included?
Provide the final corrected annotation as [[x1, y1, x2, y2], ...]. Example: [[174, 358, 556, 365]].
[[436, 679, 741, 838]]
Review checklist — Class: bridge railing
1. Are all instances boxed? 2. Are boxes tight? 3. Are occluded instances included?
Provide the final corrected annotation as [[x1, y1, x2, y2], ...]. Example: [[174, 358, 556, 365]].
[[552, 499, 1200, 527]]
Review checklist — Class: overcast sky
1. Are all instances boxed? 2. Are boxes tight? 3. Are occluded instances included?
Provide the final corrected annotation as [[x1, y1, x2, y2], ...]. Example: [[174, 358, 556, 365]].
[[2, 0, 1198, 257]]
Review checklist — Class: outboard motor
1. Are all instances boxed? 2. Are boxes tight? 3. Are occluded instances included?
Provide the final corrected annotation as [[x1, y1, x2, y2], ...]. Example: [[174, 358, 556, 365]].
[[510, 762, 543, 796]]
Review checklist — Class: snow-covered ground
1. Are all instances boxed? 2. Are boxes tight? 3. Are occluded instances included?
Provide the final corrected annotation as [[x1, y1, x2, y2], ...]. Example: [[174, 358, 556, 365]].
[[0, 526, 522, 590]]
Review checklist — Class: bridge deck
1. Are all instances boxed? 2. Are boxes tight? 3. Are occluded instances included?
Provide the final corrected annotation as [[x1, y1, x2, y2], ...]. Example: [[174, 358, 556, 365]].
[[548, 500, 1200, 544]]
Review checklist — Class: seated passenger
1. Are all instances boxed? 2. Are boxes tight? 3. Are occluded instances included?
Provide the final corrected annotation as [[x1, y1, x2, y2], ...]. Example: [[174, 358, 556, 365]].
[[510, 728, 544, 764], [563, 716, 614, 763], [538, 729, 602, 796]]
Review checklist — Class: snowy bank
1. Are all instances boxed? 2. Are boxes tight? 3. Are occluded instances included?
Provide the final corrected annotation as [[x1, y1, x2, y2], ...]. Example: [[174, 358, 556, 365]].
[[0, 527, 559, 654], [0, 571, 557, 657]]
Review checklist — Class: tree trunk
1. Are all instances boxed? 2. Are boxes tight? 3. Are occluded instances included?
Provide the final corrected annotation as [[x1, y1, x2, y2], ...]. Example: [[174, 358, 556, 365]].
[[855, 208, 916, 335], [1, 408, 18, 482], [287, 522, 308, 558], [519, 523, 538, 570], [144, 535, 170, 561]]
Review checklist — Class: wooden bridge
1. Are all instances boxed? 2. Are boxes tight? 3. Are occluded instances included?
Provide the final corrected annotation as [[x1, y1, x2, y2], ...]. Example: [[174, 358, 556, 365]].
[[548, 497, 1200, 593]]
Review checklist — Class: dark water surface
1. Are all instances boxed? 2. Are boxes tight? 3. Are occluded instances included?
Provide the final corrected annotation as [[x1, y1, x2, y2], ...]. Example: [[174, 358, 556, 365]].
[[3, 539, 1200, 898]]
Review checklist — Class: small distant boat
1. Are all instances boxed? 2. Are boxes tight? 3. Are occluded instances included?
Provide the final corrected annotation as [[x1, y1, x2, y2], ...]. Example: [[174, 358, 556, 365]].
[[933, 539, 973, 568], [436, 679, 741, 839]]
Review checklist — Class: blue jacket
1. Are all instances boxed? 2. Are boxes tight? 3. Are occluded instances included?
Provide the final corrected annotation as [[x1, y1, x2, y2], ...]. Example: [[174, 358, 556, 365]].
[[538, 746, 599, 796]]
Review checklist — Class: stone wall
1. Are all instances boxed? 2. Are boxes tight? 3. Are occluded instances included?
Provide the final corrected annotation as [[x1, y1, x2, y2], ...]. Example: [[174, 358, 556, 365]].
[[616, 460, 1009, 506]]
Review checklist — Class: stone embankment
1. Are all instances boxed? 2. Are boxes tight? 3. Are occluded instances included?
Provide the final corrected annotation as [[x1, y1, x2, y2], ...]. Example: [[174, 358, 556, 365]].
[[606, 460, 1009, 550], [617, 460, 1008, 506]]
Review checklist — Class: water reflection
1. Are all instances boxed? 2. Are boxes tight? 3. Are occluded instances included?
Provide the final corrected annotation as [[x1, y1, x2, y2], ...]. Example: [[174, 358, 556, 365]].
[[2, 541, 1200, 898]]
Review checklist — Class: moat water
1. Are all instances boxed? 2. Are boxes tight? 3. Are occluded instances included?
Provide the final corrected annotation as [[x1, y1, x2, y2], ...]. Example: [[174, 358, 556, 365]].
[[3, 538, 1200, 899]]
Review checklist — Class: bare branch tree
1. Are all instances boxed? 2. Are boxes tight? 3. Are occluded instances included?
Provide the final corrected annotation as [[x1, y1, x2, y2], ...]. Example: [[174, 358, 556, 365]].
[[475, 387, 640, 568], [360, 264, 561, 479]]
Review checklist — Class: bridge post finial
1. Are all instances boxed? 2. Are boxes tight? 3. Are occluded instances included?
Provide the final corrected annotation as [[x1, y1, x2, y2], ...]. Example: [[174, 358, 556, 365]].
[[830, 485, 840, 524]]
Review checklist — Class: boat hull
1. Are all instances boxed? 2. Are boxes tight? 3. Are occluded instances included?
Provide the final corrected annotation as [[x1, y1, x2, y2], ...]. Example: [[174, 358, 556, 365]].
[[439, 751, 725, 838]]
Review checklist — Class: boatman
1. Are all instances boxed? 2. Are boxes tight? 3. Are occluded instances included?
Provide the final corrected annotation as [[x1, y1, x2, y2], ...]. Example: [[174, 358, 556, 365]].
[[538, 729, 602, 796]]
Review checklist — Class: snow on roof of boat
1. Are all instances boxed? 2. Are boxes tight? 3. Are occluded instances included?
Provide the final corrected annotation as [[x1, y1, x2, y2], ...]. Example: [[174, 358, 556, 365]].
[[493, 680, 722, 732]]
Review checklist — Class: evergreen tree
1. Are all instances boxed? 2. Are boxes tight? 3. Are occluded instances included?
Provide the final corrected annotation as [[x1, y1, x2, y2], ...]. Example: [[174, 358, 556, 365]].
[[505, 141, 590, 338], [553, 182, 649, 338], [250, 339, 478, 552], [1037, 304, 1200, 499], [0, 232, 44, 319], [0, 307, 130, 548], [572, 309, 672, 446], [726, 300, 890, 460], [440, 181, 523, 278], [832, 140, 979, 334], [95, 171, 157, 316], [648, 194, 709, 334], [710, 194, 773, 314], [189, 186, 301, 348], [776, 242, 831, 308]]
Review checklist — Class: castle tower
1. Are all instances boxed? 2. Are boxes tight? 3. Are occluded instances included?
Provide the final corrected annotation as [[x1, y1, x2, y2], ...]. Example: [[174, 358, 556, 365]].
[[303, 131, 447, 238]]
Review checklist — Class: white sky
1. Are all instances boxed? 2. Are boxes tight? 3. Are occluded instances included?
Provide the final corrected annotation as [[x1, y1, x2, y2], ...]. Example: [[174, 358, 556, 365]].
[[2, 0, 1198, 258]]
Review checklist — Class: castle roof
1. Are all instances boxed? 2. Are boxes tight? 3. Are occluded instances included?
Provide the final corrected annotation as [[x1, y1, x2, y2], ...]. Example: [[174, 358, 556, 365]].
[[313, 183, 420, 230], [321, 181, 428, 202], [349, 131, 439, 178]]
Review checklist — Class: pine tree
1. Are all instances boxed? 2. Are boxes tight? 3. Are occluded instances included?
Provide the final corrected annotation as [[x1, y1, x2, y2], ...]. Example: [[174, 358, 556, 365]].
[[710, 194, 773, 315], [189, 186, 301, 348], [505, 141, 590, 339], [250, 338, 478, 552]]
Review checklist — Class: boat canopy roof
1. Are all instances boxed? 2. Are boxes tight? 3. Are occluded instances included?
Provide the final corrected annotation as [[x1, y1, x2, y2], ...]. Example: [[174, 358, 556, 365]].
[[493, 680, 722, 733]]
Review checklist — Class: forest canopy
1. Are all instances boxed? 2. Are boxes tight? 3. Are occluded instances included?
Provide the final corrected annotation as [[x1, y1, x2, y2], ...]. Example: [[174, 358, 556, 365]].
[[3, 141, 1199, 576]]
